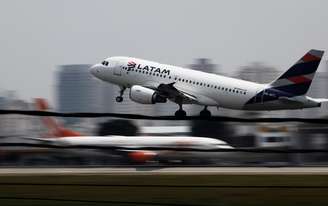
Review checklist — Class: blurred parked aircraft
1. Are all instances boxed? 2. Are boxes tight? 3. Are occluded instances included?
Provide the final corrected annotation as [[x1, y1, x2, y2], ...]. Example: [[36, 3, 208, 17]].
[[32, 99, 234, 163], [90, 50, 327, 117]]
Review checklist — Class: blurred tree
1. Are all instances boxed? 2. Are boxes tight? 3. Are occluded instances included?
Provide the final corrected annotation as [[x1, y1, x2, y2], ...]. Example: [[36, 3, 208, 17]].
[[97, 120, 139, 136]]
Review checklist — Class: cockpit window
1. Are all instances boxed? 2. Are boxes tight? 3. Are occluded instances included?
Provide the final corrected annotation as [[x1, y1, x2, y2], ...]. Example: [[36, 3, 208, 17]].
[[101, 61, 109, 66]]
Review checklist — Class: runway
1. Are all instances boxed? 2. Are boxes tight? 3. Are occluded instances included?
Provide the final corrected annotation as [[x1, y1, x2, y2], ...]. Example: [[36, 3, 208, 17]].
[[1, 167, 327, 206], [1, 167, 328, 175]]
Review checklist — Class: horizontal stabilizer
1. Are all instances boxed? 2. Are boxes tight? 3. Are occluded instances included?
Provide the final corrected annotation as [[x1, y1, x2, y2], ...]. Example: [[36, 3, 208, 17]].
[[310, 98, 328, 103]]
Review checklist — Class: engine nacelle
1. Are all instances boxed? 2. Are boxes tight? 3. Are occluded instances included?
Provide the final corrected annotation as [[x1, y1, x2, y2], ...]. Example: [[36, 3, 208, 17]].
[[129, 85, 167, 104], [128, 151, 157, 163]]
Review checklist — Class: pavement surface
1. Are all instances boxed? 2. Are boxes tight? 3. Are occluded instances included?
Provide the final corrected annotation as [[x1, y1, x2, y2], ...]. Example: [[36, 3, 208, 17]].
[[1, 167, 328, 175]]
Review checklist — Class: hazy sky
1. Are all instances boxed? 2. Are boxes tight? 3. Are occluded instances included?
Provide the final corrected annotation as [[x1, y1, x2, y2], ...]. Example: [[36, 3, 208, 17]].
[[1, 0, 328, 103]]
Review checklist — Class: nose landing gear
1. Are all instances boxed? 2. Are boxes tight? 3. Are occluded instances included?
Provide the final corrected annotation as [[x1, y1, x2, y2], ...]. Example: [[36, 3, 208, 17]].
[[115, 96, 123, 102], [116, 87, 126, 103]]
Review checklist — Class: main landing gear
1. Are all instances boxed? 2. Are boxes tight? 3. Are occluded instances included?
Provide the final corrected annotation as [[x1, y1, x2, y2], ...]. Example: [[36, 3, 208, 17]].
[[116, 87, 126, 103], [199, 106, 211, 117], [175, 104, 186, 117], [174, 105, 212, 117]]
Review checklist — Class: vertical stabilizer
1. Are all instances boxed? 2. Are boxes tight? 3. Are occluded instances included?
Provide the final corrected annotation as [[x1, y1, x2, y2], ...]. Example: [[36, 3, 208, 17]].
[[269, 49, 324, 96], [34, 98, 82, 137]]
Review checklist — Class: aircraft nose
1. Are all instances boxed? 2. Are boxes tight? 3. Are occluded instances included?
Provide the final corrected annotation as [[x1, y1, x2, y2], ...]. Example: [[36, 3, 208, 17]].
[[89, 64, 101, 77]]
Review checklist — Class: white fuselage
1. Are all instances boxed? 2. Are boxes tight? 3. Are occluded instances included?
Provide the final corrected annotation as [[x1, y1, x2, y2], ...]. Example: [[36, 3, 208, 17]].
[[39, 135, 234, 162], [46, 136, 232, 150], [90, 57, 320, 111]]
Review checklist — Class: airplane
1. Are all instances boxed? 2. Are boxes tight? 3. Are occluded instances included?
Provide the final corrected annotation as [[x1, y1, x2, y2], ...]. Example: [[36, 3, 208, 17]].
[[32, 98, 234, 164], [90, 49, 327, 117]]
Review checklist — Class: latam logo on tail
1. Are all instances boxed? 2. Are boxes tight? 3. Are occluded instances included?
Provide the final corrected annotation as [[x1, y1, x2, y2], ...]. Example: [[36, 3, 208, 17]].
[[90, 49, 328, 117]]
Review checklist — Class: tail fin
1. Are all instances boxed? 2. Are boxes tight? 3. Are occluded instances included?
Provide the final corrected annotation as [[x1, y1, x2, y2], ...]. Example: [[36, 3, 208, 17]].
[[269, 49, 324, 96], [34, 98, 82, 138]]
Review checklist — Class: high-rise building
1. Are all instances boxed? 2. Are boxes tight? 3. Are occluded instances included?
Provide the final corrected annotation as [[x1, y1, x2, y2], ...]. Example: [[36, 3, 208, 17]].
[[56, 64, 102, 113], [56, 64, 116, 127], [188, 58, 220, 74], [236, 62, 279, 84]]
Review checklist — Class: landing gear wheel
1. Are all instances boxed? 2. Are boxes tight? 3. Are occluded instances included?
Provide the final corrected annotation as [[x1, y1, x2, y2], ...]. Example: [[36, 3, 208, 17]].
[[116, 86, 126, 103], [116, 96, 123, 102], [175, 109, 187, 117], [200, 108, 211, 117]]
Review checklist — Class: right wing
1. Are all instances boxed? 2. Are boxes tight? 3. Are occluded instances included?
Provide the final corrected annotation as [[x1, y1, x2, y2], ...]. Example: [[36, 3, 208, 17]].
[[145, 82, 218, 106]]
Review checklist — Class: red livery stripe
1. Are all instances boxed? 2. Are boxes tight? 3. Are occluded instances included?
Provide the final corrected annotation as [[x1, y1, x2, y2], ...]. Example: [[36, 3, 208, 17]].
[[288, 76, 312, 84], [128, 61, 136, 65], [302, 53, 320, 62]]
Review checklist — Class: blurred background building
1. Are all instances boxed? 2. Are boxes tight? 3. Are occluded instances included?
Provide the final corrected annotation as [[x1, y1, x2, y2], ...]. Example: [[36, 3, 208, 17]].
[[56, 65, 103, 115], [0, 91, 37, 142], [56, 64, 117, 133]]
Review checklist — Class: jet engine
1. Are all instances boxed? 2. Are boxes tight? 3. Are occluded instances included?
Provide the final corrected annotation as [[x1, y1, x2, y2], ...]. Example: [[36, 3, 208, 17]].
[[129, 85, 167, 104], [128, 151, 157, 163]]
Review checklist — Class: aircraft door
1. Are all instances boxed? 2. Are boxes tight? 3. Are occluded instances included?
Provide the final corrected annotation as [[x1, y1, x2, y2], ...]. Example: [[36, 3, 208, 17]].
[[113, 62, 122, 76]]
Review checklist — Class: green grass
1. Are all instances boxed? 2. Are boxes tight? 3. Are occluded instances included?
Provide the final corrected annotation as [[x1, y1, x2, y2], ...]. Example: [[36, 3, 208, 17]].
[[0, 174, 328, 206]]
